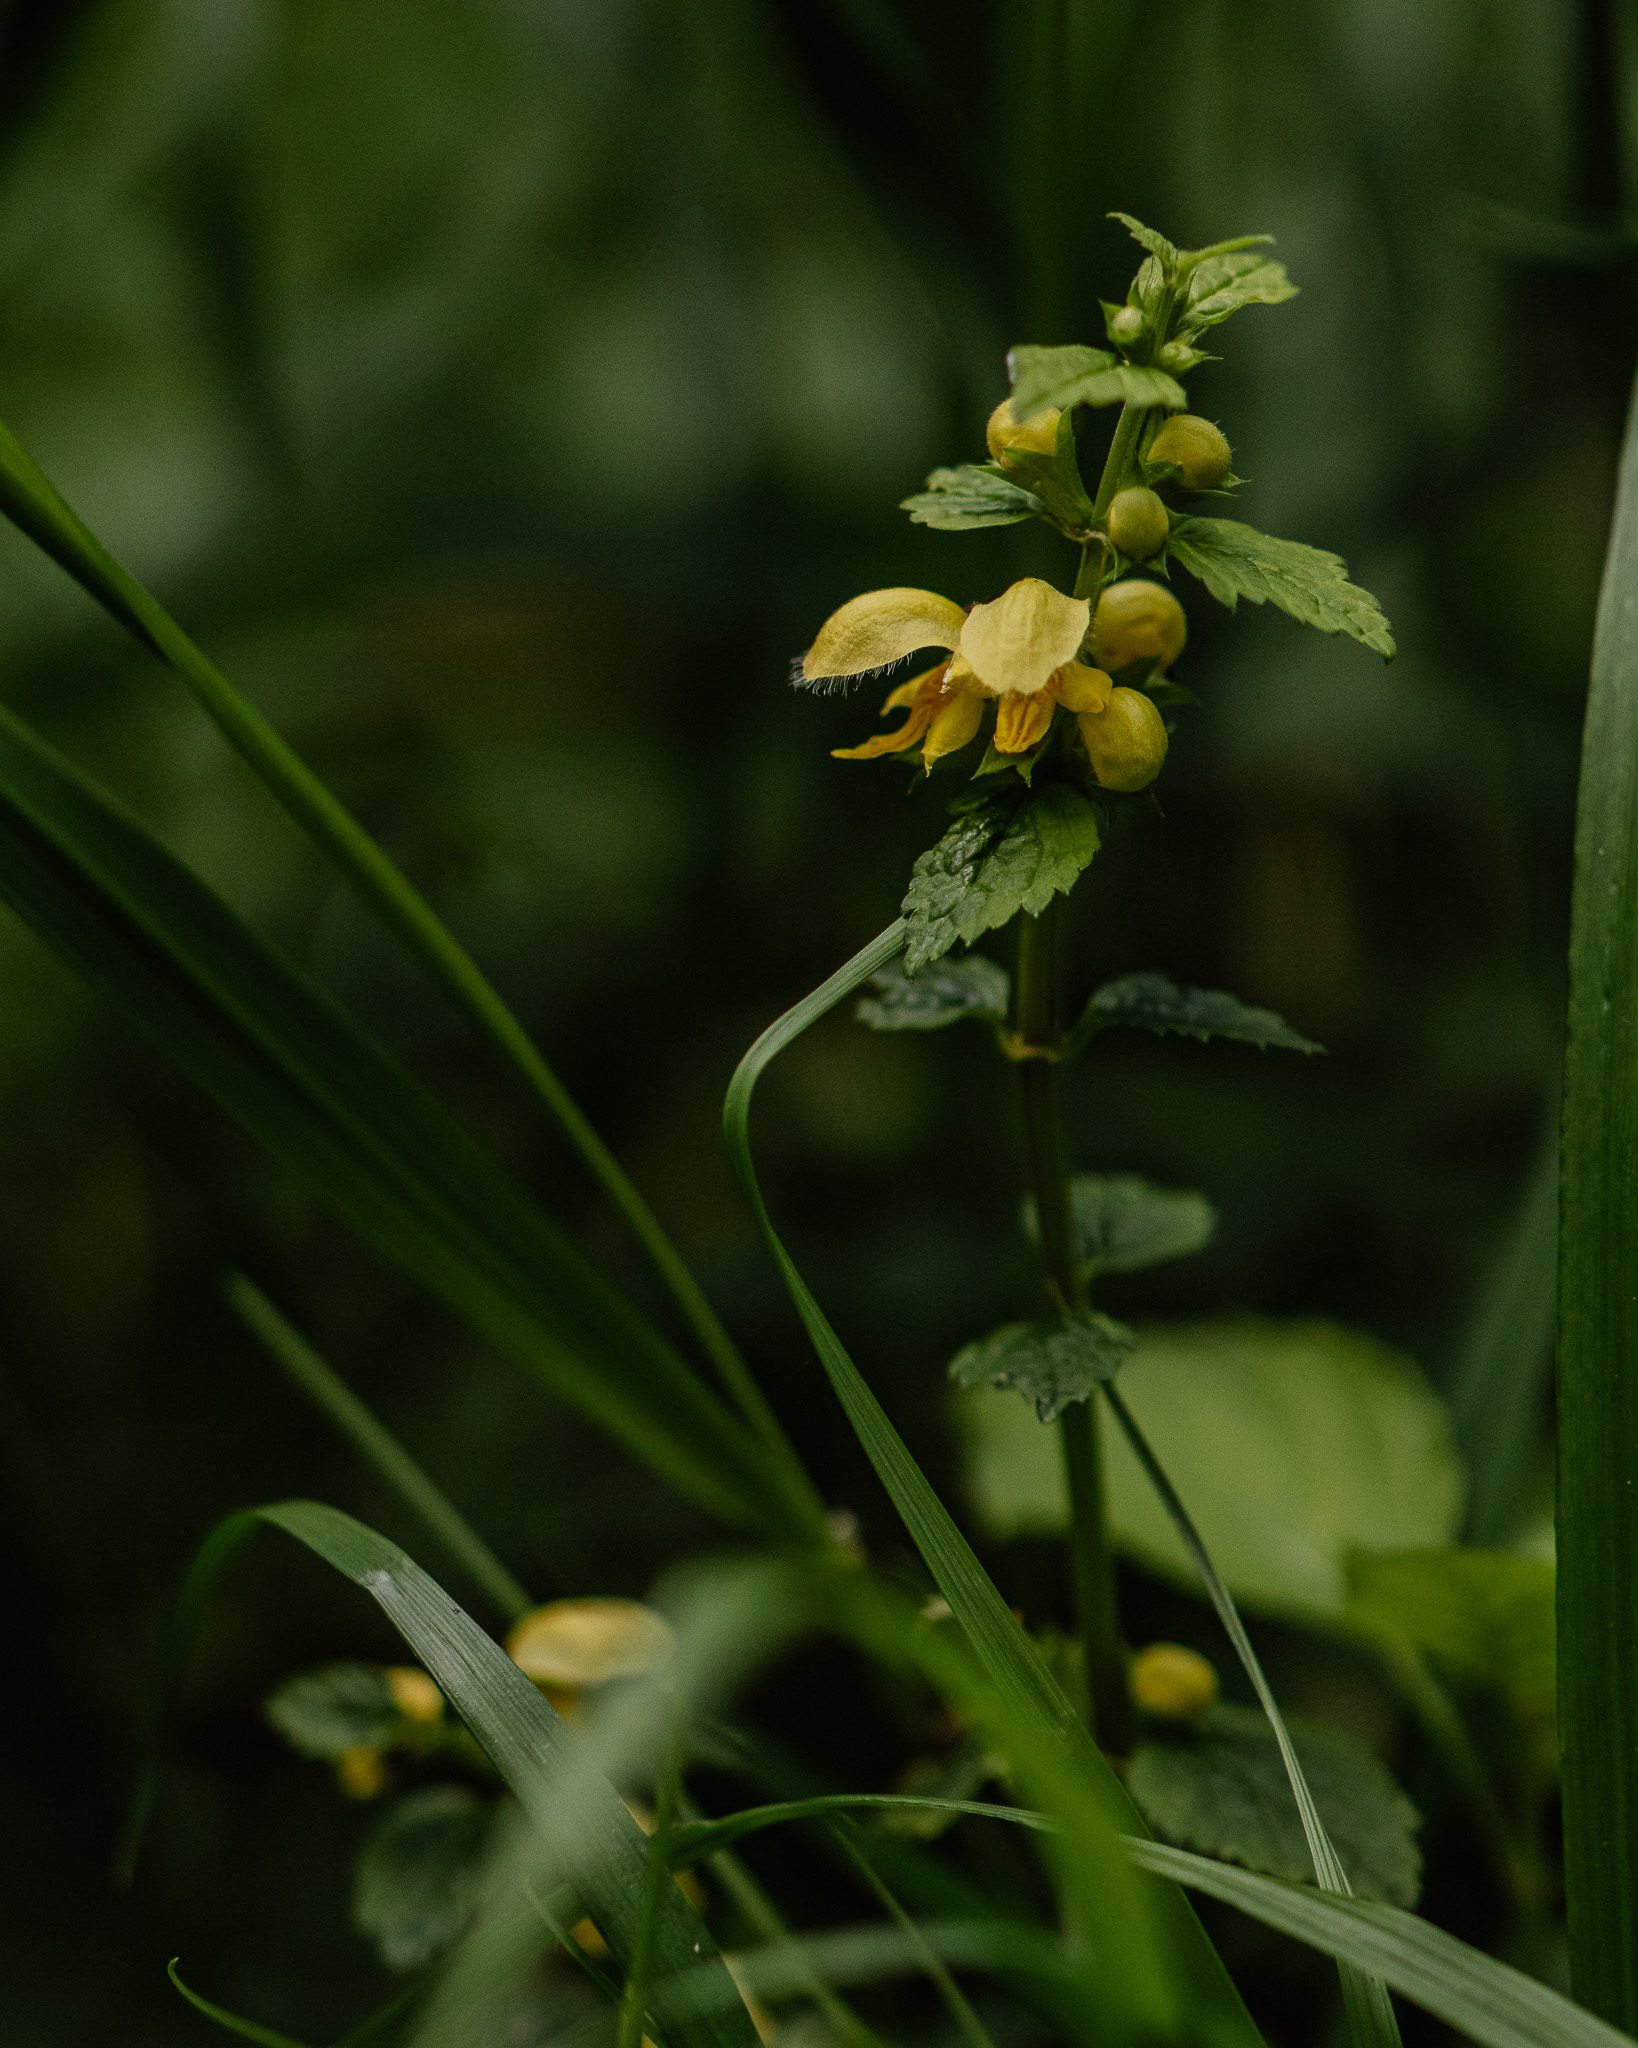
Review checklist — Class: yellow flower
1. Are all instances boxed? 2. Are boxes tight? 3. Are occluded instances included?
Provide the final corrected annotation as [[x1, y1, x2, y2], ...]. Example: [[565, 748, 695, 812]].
[[385, 1666, 444, 1723], [1130, 1642, 1219, 1723], [805, 578, 1105, 771], [506, 1597, 674, 1718]]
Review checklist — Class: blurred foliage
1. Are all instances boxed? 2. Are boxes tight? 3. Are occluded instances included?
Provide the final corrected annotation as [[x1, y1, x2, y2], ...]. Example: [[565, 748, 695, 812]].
[[0, 0, 1629, 2039]]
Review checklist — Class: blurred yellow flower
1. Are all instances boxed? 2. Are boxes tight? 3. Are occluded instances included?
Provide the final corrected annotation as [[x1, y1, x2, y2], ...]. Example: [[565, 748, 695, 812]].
[[506, 1596, 674, 1718]]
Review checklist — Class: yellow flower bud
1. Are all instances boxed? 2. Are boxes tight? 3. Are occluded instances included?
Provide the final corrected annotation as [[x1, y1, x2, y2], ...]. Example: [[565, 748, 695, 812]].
[[1106, 486, 1169, 561], [986, 399, 1061, 464], [1090, 578, 1187, 673], [1147, 414, 1232, 492], [1077, 687, 1168, 792], [505, 1598, 675, 1691], [335, 1746, 390, 1799], [386, 1666, 444, 1723], [1130, 1642, 1220, 1723]]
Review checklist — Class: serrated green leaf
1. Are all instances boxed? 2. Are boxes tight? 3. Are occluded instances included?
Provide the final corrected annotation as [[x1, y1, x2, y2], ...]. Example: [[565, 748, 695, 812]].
[[901, 466, 1044, 531], [855, 955, 1009, 1031], [949, 1312, 1135, 1422], [1062, 1175, 1219, 1279], [1166, 518, 1396, 658], [1128, 1706, 1422, 1909], [266, 1663, 401, 1759], [959, 1318, 1464, 1618], [1110, 212, 1179, 269], [355, 1784, 495, 1971], [1176, 252, 1298, 340], [902, 785, 1102, 972], [1008, 344, 1186, 418], [1344, 1549, 1556, 1704], [1072, 971, 1323, 1055]]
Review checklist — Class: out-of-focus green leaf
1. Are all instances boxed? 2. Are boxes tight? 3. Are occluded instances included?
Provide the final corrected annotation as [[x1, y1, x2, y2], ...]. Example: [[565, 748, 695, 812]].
[[959, 1318, 1464, 1617], [0, 700, 813, 1538], [1067, 971, 1323, 1055], [1129, 1705, 1422, 1908], [1007, 344, 1186, 417], [1032, 1173, 1218, 1280], [900, 465, 1044, 529], [855, 955, 1008, 1031], [1166, 518, 1397, 657], [902, 786, 1100, 973], [949, 1312, 1134, 1422], [266, 1663, 401, 1760], [354, 1785, 494, 1972], [1344, 1549, 1556, 1703]]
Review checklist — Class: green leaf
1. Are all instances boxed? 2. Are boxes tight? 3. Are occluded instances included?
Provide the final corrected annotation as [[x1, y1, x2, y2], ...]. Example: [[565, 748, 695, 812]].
[[1109, 213, 1179, 269], [265, 1662, 401, 1760], [855, 955, 1009, 1031], [1176, 252, 1299, 340], [1166, 518, 1396, 658], [1007, 344, 1186, 418], [959, 1317, 1464, 1618], [1060, 1174, 1219, 1279], [1559, 353, 1638, 2027], [1071, 971, 1323, 1055], [949, 1312, 1135, 1422], [354, 1785, 494, 1971], [1344, 1549, 1556, 1704], [1129, 1705, 1422, 1908], [168, 1960, 316, 2048], [0, 701, 815, 1540], [902, 786, 1101, 974], [981, 410, 1096, 528], [900, 465, 1045, 531]]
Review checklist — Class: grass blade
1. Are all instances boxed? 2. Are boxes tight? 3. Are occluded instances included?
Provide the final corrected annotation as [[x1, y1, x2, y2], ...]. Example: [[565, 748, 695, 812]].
[[0, 697, 818, 1539], [0, 415, 787, 1467], [167, 1959, 315, 2048], [225, 1273, 533, 1623], [666, 1795, 1055, 1864], [1558, 370, 1638, 2026]]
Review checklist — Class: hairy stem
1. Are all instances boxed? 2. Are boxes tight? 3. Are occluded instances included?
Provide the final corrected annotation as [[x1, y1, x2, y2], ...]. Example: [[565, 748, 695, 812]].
[[1013, 908, 1130, 1751]]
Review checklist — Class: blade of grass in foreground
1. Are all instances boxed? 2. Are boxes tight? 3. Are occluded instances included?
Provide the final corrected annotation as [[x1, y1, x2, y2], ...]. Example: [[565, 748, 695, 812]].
[[149, 1502, 760, 2048], [1559, 369, 1638, 2026], [0, 417, 786, 1464]]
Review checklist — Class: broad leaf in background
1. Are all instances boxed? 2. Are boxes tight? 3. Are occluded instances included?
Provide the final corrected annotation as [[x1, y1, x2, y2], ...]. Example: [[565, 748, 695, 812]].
[[1344, 1549, 1555, 1706], [355, 1785, 495, 1971], [855, 955, 1009, 1031], [1166, 518, 1396, 658], [1068, 971, 1322, 1055], [1007, 343, 1186, 418], [902, 787, 1100, 972], [266, 1664, 403, 1759], [1129, 1705, 1422, 1909], [1030, 1174, 1218, 1281], [949, 1312, 1134, 1422], [900, 465, 1045, 530], [959, 1318, 1463, 1618]]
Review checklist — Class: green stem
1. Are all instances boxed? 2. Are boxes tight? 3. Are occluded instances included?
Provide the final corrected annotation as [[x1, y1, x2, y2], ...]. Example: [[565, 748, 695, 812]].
[[1090, 401, 1148, 521], [618, 1736, 686, 2048], [1012, 909, 1130, 1752], [0, 420, 794, 1476], [831, 1819, 998, 2048]]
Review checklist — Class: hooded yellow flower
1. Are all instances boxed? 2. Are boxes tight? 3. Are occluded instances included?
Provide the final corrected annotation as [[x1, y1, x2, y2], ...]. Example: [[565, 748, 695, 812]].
[[803, 577, 1113, 772]]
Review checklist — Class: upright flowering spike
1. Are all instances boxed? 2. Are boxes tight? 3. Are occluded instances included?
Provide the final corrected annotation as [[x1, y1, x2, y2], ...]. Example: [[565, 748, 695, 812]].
[[802, 588, 967, 686], [959, 578, 1089, 696]]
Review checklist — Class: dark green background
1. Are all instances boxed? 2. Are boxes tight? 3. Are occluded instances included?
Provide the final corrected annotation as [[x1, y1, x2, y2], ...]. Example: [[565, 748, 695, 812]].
[[0, 1, 1625, 2040]]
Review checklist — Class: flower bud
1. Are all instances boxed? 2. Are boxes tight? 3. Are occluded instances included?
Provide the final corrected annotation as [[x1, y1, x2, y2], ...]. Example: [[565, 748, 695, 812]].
[[335, 1746, 390, 1799], [986, 399, 1060, 465], [1090, 578, 1187, 672], [1106, 486, 1169, 561], [386, 1666, 444, 1723], [1130, 1642, 1220, 1724], [1077, 688, 1168, 792], [506, 1598, 675, 1690], [1156, 340, 1204, 374], [1147, 414, 1232, 491], [1108, 305, 1145, 346]]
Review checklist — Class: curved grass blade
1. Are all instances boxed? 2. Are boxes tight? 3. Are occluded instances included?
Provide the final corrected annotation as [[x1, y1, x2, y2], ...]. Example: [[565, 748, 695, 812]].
[[0, 416, 785, 1467], [0, 699, 818, 1540], [1102, 1383, 1402, 2048], [168, 1960, 314, 2048], [666, 1795, 1055, 1865], [226, 1273, 533, 1623], [1558, 367, 1638, 2027], [149, 1502, 761, 2048], [724, 941, 1266, 2048]]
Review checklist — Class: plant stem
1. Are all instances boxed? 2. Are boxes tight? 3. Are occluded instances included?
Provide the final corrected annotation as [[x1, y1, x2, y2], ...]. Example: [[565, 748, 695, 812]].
[[1090, 401, 1147, 520], [1012, 907, 1130, 1752]]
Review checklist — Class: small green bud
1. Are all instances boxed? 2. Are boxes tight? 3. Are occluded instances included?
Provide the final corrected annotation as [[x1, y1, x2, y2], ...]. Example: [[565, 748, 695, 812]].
[[1148, 414, 1232, 490], [1109, 304, 1145, 347], [1130, 1642, 1219, 1723], [1156, 340, 1202, 374], [1106, 486, 1169, 560]]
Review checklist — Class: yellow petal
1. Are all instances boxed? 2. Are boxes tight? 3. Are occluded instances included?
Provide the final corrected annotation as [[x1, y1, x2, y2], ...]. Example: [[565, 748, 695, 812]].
[[880, 662, 947, 714], [993, 687, 1056, 753], [506, 1598, 675, 1687], [803, 588, 966, 684], [833, 699, 938, 759], [1077, 687, 1168, 791], [921, 689, 984, 772], [959, 578, 1090, 696], [1050, 661, 1113, 714]]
